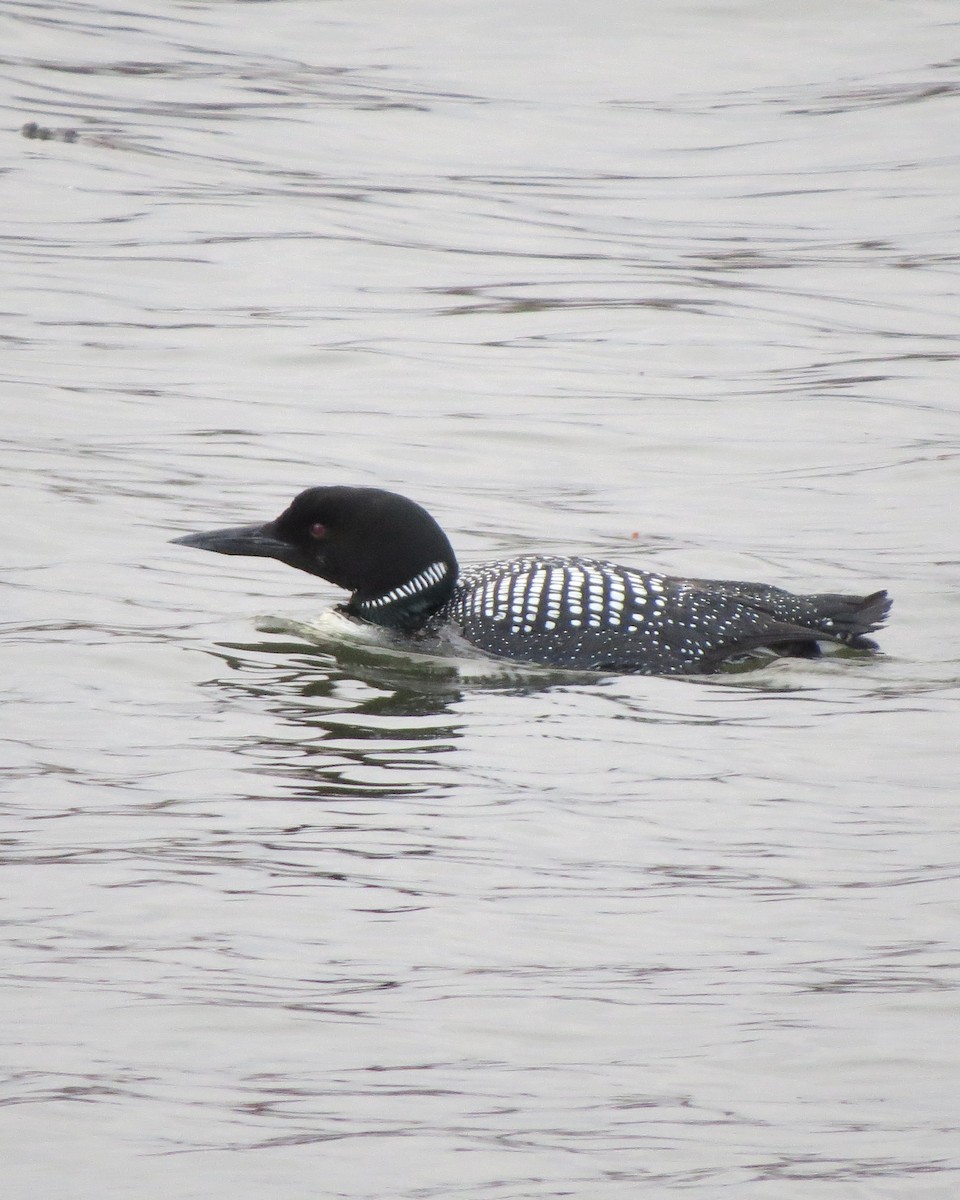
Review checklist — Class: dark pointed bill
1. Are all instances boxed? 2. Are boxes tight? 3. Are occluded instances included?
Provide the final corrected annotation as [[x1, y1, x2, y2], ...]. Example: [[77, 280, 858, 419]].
[[170, 522, 289, 561]]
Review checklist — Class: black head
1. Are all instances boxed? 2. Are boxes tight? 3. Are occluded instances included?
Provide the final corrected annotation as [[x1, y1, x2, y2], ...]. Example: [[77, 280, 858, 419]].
[[172, 486, 458, 631]]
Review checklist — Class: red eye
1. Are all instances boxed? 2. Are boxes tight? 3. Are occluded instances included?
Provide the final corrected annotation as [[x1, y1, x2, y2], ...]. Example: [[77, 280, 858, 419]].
[[309, 522, 327, 540]]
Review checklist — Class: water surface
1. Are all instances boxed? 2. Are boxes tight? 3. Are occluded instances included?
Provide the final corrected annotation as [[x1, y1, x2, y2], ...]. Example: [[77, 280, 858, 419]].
[[3, 1, 959, 1197]]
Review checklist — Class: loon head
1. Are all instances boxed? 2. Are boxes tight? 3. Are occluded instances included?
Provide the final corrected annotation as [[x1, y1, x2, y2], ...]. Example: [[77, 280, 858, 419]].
[[172, 486, 459, 631]]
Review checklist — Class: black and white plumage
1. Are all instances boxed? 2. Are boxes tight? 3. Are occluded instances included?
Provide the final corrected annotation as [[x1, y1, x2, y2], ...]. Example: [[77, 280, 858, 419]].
[[172, 486, 891, 676]]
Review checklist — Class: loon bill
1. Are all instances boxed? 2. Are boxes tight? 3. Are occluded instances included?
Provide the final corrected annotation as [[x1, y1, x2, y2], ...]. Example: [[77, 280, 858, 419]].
[[171, 485, 891, 676]]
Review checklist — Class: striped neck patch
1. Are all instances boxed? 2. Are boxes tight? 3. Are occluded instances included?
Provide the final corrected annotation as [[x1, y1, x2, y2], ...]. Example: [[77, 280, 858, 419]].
[[358, 560, 450, 611]]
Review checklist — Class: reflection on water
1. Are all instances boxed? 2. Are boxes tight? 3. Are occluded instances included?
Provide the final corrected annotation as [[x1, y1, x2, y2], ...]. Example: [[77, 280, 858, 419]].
[[198, 637, 466, 803], [4, 0, 960, 1196]]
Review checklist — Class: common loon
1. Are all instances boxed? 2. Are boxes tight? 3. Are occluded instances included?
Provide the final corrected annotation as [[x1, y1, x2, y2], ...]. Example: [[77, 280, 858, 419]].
[[171, 486, 891, 675]]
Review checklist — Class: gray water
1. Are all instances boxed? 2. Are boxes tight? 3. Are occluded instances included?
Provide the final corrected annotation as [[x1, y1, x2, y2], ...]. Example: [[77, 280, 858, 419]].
[[3, 1, 960, 1197]]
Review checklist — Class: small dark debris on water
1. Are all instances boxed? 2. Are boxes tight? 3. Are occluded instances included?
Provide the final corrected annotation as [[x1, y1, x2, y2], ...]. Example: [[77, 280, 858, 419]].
[[22, 121, 79, 143]]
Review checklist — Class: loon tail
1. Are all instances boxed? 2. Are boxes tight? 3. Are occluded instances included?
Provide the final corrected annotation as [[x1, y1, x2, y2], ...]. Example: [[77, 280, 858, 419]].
[[814, 588, 892, 649], [699, 586, 893, 668]]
